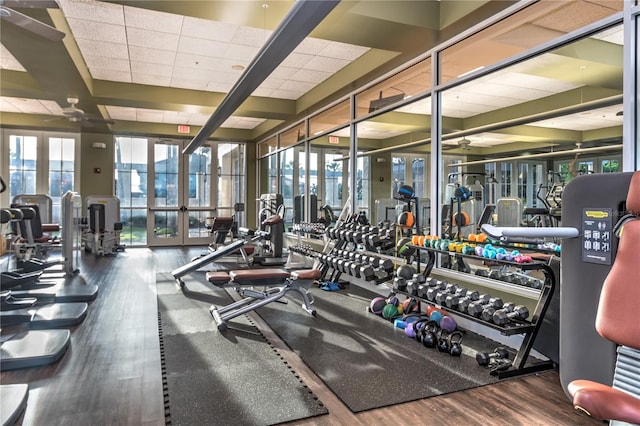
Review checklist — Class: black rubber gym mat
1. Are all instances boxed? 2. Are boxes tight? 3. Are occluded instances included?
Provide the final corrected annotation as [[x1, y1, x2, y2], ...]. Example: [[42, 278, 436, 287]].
[[155, 273, 328, 425], [256, 283, 504, 413]]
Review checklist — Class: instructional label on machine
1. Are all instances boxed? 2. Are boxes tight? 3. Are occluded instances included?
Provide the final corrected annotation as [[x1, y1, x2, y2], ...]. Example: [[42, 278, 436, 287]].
[[582, 208, 612, 265]]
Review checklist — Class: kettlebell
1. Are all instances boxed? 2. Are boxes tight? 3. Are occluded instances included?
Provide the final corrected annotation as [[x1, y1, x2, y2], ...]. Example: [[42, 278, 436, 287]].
[[421, 320, 440, 348], [448, 331, 464, 357], [437, 329, 450, 352]]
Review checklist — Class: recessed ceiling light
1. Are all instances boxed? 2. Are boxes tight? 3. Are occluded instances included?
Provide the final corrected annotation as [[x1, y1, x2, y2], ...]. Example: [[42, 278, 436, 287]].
[[232, 65, 245, 71]]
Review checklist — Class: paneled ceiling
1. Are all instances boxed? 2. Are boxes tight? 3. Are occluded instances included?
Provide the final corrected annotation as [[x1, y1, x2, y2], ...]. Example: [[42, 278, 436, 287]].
[[0, 0, 625, 155]]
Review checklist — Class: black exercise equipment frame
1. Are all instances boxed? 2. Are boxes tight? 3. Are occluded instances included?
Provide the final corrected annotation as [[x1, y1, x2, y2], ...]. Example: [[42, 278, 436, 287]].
[[403, 244, 556, 378]]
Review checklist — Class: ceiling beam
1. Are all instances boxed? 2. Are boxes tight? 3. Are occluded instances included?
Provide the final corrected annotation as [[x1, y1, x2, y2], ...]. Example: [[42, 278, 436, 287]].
[[183, 0, 340, 155]]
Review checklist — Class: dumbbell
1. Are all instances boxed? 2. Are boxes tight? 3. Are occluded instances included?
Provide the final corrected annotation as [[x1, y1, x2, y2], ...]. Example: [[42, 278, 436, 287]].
[[360, 265, 375, 281], [406, 279, 420, 295], [434, 284, 460, 306], [476, 346, 510, 366], [379, 259, 394, 272], [467, 297, 503, 318], [393, 276, 407, 291], [349, 262, 361, 277], [445, 289, 477, 309], [492, 303, 529, 325], [458, 292, 482, 312], [416, 284, 429, 298]]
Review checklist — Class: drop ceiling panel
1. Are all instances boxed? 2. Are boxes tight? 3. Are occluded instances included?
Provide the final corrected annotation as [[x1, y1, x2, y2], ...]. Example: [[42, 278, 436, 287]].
[[104, 105, 265, 129], [177, 36, 229, 58], [123, 6, 183, 34], [126, 28, 180, 51], [75, 38, 128, 60], [229, 26, 270, 47], [129, 46, 176, 66], [58, 0, 124, 25], [66, 18, 127, 44], [1, 97, 62, 115], [131, 61, 173, 78], [83, 55, 130, 73], [56, 0, 371, 108], [0, 45, 26, 71], [224, 44, 260, 62], [181, 16, 238, 42]]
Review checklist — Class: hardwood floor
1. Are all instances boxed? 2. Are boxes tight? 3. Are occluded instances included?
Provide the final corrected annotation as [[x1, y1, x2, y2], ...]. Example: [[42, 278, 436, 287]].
[[1, 247, 603, 425]]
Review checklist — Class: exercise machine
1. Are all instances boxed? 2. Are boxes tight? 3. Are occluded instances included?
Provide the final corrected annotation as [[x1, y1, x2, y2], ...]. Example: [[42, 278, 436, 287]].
[[206, 268, 320, 332], [566, 171, 640, 425], [255, 194, 285, 265], [205, 216, 235, 250], [82, 195, 125, 255], [0, 176, 73, 372]]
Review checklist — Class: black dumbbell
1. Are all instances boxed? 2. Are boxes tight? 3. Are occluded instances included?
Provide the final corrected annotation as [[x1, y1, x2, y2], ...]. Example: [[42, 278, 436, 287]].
[[475, 269, 489, 278], [492, 303, 529, 325], [458, 292, 490, 312], [379, 259, 394, 271], [416, 284, 428, 298], [476, 346, 510, 366], [406, 279, 419, 295], [468, 297, 503, 318], [435, 284, 459, 306], [349, 262, 360, 277], [360, 265, 375, 281], [393, 277, 407, 291]]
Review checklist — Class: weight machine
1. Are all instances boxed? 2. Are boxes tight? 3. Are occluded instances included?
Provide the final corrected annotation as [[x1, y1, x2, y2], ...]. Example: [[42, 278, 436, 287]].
[[82, 195, 125, 256]]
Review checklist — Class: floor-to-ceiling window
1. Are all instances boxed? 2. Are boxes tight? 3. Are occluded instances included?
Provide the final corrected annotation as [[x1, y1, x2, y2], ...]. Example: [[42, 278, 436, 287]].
[[1, 129, 79, 223]]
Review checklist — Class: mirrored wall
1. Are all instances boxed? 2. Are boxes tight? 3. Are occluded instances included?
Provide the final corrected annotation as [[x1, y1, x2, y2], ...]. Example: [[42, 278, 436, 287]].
[[255, 0, 635, 246]]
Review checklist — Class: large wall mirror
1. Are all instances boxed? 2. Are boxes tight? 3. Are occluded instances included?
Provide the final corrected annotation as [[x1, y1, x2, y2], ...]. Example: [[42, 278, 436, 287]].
[[437, 22, 623, 278]]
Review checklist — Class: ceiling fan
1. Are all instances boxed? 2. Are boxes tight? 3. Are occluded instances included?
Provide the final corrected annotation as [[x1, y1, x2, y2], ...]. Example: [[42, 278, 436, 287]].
[[0, 0, 65, 41], [443, 137, 472, 151], [58, 97, 115, 126]]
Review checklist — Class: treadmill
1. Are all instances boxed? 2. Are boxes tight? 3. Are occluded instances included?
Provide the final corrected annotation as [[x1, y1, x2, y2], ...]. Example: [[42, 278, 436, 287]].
[[0, 329, 71, 371], [1, 208, 99, 303], [0, 384, 29, 426], [1, 290, 88, 329]]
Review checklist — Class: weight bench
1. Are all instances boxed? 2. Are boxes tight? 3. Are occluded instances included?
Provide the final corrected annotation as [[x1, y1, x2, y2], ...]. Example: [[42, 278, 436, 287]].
[[206, 268, 321, 332]]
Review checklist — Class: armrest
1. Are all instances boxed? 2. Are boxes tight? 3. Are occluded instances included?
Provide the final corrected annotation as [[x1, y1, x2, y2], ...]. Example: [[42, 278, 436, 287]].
[[568, 379, 640, 424]]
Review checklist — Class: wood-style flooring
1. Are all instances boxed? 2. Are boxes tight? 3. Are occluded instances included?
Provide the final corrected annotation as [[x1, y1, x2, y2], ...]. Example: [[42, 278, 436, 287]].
[[1, 247, 603, 425]]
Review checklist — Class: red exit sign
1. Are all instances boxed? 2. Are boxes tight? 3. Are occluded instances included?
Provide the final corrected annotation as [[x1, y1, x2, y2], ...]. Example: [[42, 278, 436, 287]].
[[177, 125, 190, 134], [328, 135, 339, 144]]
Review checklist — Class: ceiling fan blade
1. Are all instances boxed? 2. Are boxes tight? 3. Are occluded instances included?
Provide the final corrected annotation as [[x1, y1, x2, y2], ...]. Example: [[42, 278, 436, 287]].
[[85, 116, 115, 125], [0, 6, 65, 41], [1, 0, 60, 9]]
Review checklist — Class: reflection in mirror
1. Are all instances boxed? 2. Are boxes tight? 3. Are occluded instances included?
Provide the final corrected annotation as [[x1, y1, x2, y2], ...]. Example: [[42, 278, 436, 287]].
[[438, 23, 623, 280], [356, 57, 432, 118], [310, 128, 350, 224], [442, 23, 622, 236], [259, 154, 278, 197], [355, 96, 432, 230], [281, 123, 306, 149], [439, 0, 622, 83], [258, 135, 277, 157], [309, 99, 350, 137]]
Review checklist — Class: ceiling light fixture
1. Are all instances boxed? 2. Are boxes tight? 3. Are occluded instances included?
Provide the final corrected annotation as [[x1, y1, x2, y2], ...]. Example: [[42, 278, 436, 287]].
[[232, 65, 245, 71]]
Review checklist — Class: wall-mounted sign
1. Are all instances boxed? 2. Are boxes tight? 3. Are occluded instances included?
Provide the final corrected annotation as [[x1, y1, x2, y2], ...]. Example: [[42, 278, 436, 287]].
[[582, 208, 612, 265], [177, 125, 190, 134], [328, 135, 339, 144]]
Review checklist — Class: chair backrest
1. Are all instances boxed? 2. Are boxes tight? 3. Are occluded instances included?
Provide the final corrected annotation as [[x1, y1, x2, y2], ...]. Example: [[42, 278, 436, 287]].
[[595, 171, 640, 349]]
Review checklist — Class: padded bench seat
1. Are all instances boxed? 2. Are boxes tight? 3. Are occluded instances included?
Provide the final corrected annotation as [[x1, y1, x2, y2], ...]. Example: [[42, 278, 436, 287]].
[[206, 268, 291, 287]]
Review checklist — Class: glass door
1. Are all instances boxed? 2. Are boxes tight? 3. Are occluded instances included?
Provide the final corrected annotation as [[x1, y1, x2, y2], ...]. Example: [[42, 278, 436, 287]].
[[147, 139, 216, 246]]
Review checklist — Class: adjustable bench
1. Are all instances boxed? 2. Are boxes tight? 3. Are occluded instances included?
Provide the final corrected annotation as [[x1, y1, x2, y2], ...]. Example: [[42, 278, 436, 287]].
[[206, 268, 321, 332]]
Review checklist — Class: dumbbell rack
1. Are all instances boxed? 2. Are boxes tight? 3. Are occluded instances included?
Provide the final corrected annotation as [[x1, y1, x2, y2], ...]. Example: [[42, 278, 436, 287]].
[[401, 244, 556, 379]]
